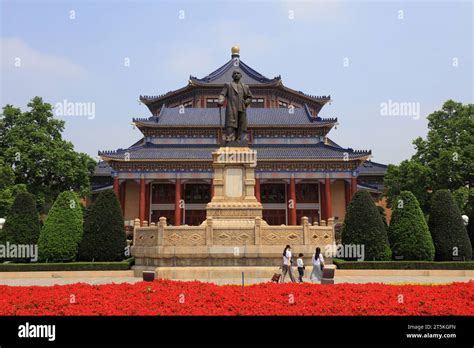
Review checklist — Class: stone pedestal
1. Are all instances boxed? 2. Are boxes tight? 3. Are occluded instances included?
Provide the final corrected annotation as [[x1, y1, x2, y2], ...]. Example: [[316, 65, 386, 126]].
[[206, 147, 262, 221]]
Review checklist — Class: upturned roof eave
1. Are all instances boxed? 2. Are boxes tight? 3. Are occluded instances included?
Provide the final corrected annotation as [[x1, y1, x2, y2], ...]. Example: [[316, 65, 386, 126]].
[[98, 156, 370, 163]]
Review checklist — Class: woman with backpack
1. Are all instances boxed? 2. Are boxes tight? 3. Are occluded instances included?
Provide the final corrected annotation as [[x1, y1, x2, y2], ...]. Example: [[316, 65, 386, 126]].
[[310, 247, 325, 282], [280, 245, 296, 283]]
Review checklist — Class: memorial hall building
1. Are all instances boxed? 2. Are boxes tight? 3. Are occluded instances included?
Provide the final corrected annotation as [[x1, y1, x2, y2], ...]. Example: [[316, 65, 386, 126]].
[[95, 47, 387, 227]]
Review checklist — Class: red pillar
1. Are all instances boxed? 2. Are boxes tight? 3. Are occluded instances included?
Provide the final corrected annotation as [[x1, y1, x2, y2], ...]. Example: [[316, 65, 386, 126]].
[[344, 180, 351, 208], [175, 178, 182, 226], [120, 180, 127, 214], [351, 176, 358, 197], [255, 177, 261, 202], [320, 182, 326, 222], [288, 177, 297, 225], [113, 175, 119, 197], [139, 177, 145, 225], [145, 183, 151, 222], [325, 177, 332, 220]]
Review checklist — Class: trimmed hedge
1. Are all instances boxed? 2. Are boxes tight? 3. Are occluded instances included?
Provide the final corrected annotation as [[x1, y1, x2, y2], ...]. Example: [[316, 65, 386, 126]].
[[0, 258, 134, 272], [333, 258, 474, 270], [341, 190, 392, 261], [429, 190, 472, 261], [468, 200, 474, 253], [388, 191, 435, 261], [78, 190, 127, 261], [2, 193, 40, 254], [38, 191, 83, 262]]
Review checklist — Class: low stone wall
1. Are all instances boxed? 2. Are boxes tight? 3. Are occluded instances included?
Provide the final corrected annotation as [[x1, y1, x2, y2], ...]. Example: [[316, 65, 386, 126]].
[[132, 217, 335, 268]]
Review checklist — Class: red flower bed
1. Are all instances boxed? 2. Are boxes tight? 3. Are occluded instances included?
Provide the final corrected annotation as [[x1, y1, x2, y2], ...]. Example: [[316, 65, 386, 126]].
[[0, 280, 472, 316]]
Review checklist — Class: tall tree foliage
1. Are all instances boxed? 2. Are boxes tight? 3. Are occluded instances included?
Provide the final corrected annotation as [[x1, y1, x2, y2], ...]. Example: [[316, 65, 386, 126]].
[[429, 190, 472, 261], [383, 100, 473, 214], [0, 97, 96, 214], [1, 193, 41, 261], [388, 191, 434, 261], [78, 190, 127, 261], [38, 191, 83, 262], [342, 190, 392, 261]]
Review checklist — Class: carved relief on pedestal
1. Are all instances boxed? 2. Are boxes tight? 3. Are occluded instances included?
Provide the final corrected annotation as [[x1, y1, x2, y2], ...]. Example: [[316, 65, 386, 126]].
[[213, 229, 255, 245], [134, 229, 158, 247], [261, 229, 303, 245], [163, 229, 206, 246]]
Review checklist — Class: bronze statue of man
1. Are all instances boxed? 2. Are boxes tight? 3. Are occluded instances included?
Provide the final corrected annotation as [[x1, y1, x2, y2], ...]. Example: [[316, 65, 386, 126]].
[[217, 70, 253, 145]]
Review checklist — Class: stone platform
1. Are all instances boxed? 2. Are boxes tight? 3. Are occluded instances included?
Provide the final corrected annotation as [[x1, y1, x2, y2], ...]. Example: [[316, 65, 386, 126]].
[[132, 147, 335, 271]]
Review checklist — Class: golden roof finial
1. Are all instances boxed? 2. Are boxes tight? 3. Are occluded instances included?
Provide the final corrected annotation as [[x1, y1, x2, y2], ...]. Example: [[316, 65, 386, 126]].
[[231, 45, 240, 56]]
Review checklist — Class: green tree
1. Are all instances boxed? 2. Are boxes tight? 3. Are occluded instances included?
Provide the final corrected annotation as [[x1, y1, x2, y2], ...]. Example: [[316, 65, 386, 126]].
[[387, 191, 434, 261], [78, 190, 126, 261], [38, 191, 83, 262], [429, 190, 472, 261], [466, 195, 474, 254], [342, 190, 392, 261], [412, 100, 473, 190], [0, 158, 28, 217], [1, 192, 41, 261], [383, 100, 473, 215], [377, 205, 388, 230], [383, 160, 431, 212], [0, 97, 96, 214], [452, 186, 473, 216]]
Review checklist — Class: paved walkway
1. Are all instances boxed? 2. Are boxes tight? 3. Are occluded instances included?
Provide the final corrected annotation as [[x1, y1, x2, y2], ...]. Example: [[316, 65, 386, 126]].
[[0, 275, 471, 286]]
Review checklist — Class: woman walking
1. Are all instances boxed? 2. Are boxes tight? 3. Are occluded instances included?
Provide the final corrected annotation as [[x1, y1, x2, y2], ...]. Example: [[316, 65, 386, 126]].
[[280, 245, 296, 283], [310, 247, 325, 282]]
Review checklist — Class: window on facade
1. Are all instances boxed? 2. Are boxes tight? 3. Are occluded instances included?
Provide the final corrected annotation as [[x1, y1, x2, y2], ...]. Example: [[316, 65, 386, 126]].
[[261, 183, 286, 204], [184, 184, 211, 203], [296, 183, 319, 203], [251, 98, 265, 108], [206, 98, 220, 108], [151, 184, 175, 204], [278, 100, 288, 108]]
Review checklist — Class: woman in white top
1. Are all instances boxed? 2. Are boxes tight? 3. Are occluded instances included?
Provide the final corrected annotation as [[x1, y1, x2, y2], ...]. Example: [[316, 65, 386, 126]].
[[280, 245, 296, 283], [310, 247, 325, 282]]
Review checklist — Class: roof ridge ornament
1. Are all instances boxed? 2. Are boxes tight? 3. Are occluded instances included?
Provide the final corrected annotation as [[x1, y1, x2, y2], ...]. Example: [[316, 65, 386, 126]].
[[231, 45, 240, 58]]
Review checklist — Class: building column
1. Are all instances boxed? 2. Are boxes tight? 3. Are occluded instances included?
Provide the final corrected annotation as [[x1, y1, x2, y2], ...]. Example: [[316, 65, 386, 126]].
[[344, 180, 351, 208], [120, 180, 127, 214], [325, 177, 332, 220], [320, 182, 326, 222], [255, 177, 261, 202], [210, 179, 214, 199], [139, 176, 145, 225], [351, 176, 358, 198], [145, 183, 151, 222], [288, 176, 297, 225], [175, 178, 182, 226], [113, 175, 119, 197]]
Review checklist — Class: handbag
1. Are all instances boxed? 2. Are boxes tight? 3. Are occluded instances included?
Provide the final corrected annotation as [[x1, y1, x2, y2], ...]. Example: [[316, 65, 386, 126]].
[[320, 263, 325, 271], [271, 273, 281, 282]]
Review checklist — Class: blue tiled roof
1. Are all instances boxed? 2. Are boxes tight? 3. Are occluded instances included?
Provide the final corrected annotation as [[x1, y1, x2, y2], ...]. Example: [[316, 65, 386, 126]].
[[190, 58, 278, 85], [358, 161, 388, 175], [99, 143, 371, 161], [133, 106, 337, 127]]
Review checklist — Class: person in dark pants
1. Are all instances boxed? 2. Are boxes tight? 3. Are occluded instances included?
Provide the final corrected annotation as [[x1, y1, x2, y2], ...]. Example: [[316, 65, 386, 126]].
[[280, 245, 296, 283], [297, 253, 305, 282]]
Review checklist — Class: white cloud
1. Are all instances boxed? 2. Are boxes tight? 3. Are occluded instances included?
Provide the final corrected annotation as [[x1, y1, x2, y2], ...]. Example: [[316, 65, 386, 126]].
[[1, 37, 88, 79]]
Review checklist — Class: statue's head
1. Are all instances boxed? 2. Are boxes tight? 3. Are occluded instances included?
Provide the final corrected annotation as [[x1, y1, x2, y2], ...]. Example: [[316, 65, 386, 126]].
[[232, 70, 242, 82]]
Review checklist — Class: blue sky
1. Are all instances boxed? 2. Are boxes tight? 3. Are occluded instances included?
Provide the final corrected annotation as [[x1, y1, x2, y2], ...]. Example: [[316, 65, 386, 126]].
[[1, 0, 472, 165]]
